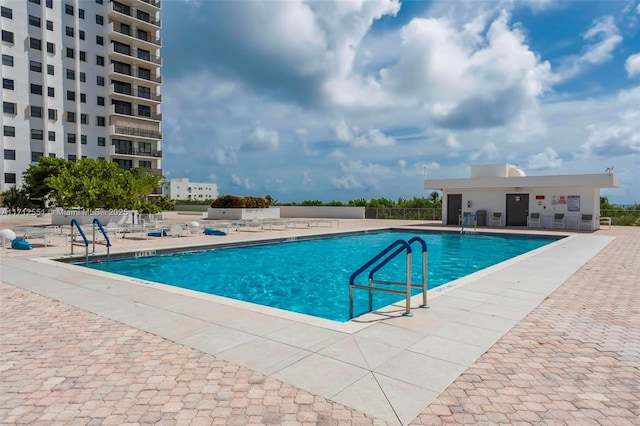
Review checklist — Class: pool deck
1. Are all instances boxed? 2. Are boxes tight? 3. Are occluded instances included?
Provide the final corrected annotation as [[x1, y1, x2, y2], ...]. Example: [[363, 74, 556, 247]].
[[1, 215, 638, 425]]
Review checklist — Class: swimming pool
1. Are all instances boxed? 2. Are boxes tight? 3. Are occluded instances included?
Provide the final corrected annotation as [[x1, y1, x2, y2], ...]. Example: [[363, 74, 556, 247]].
[[83, 230, 559, 322]]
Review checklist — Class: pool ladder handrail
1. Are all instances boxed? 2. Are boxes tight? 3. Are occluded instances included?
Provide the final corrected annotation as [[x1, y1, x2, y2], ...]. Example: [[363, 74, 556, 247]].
[[92, 218, 111, 264], [70, 219, 90, 265], [349, 236, 428, 319], [460, 213, 477, 234]]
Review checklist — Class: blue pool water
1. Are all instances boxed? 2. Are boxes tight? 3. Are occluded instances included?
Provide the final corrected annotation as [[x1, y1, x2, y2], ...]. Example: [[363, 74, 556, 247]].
[[83, 230, 559, 322]]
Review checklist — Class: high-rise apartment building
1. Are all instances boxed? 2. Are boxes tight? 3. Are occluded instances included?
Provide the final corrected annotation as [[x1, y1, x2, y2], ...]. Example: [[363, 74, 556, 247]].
[[1, 0, 162, 192]]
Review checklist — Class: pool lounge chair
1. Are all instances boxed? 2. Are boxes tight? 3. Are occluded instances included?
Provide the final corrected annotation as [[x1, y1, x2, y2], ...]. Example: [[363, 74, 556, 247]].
[[579, 214, 594, 231], [489, 212, 502, 227], [552, 213, 565, 229], [527, 213, 541, 229]]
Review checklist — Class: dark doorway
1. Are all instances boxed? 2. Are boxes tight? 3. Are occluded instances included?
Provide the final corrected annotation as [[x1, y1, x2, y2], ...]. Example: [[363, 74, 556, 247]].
[[447, 194, 462, 225], [506, 194, 529, 226]]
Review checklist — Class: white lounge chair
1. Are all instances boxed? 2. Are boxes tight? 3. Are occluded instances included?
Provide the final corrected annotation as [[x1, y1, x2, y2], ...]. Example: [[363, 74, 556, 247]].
[[489, 212, 502, 227], [527, 213, 541, 229], [552, 213, 565, 229]]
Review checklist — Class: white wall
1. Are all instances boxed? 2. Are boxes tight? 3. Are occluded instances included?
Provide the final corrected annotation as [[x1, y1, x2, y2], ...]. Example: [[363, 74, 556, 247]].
[[279, 206, 365, 219], [207, 208, 280, 220]]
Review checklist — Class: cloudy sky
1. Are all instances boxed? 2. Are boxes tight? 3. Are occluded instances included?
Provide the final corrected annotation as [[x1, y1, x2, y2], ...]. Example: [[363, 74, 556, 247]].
[[160, 0, 640, 204]]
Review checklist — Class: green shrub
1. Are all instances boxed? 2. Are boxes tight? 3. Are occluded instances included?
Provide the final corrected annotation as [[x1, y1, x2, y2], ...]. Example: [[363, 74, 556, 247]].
[[210, 195, 269, 208]]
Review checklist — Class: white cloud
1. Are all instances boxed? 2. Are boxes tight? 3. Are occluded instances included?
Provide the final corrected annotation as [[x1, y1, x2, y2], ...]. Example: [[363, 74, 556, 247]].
[[331, 175, 363, 190], [625, 52, 640, 77], [469, 142, 500, 161], [231, 174, 252, 190], [527, 147, 563, 170], [340, 160, 392, 176], [211, 148, 238, 166], [330, 149, 346, 159], [333, 121, 395, 147], [243, 122, 279, 151], [580, 16, 623, 65], [333, 120, 354, 142]]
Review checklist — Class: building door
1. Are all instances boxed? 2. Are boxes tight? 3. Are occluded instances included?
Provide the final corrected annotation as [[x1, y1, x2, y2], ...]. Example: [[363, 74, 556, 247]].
[[506, 194, 529, 226], [447, 194, 462, 225]]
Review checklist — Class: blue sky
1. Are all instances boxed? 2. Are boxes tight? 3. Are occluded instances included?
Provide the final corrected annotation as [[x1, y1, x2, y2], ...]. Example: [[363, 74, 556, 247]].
[[159, 0, 640, 204]]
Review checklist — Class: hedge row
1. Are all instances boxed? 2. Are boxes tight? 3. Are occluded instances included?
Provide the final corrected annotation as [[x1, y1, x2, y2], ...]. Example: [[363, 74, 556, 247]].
[[210, 195, 270, 209]]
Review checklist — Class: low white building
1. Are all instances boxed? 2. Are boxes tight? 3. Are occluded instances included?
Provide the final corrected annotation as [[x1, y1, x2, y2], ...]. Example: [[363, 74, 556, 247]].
[[162, 178, 218, 201], [424, 164, 619, 230]]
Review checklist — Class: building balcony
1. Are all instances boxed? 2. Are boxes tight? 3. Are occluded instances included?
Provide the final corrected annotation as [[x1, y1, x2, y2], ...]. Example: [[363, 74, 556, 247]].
[[109, 1, 161, 28], [111, 104, 162, 122], [110, 84, 162, 103], [110, 145, 162, 158], [111, 125, 162, 140], [110, 21, 161, 47], [110, 63, 161, 85], [110, 43, 161, 66], [140, 0, 161, 11]]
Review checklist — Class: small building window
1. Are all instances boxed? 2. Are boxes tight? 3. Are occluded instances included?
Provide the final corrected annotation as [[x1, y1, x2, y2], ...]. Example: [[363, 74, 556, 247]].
[[79, 30, 85, 40], [81, 134, 87, 144], [97, 137, 106, 146], [48, 109, 57, 120], [66, 69, 75, 80], [66, 26, 74, 37], [96, 116, 105, 126], [68, 155, 76, 161], [96, 76, 104, 86], [79, 51, 86, 62], [4, 173, 17, 184], [96, 14, 103, 25], [47, 42, 55, 54], [46, 20, 53, 31], [67, 90, 75, 101], [31, 129, 44, 140], [31, 151, 44, 163], [96, 35, 103, 45], [79, 72, 86, 82], [48, 87, 55, 97], [96, 55, 104, 66], [3, 102, 17, 114], [31, 84, 43, 95], [47, 64, 54, 75], [30, 106, 43, 117], [30, 60, 42, 72], [28, 15, 41, 27], [4, 149, 16, 160], [1, 30, 14, 44], [29, 37, 42, 50], [66, 111, 76, 122], [48, 130, 55, 141], [3, 126, 16, 136], [67, 133, 76, 144], [2, 54, 14, 66], [65, 4, 73, 15], [97, 96, 105, 106], [66, 47, 74, 58], [80, 93, 86, 103], [2, 6, 13, 19], [2, 78, 14, 90], [81, 113, 88, 124]]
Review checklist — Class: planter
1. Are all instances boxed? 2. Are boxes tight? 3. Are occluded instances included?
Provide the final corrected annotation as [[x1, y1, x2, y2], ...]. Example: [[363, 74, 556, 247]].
[[207, 207, 280, 220]]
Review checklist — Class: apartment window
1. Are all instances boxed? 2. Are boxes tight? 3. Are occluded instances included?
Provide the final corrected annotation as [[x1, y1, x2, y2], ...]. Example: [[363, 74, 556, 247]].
[[3, 102, 17, 114], [79, 30, 85, 40], [79, 9, 84, 19], [2, 30, 14, 44], [49, 153, 56, 158], [48, 109, 57, 120], [66, 47, 74, 58], [29, 38, 42, 50], [113, 159, 132, 169], [81, 134, 87, 144], [4, 173, 17, 184], [30, 106, 43, 117], [66, 111, 76, 122], [138, 67, 151, 80], [47, 42, 55, 54], [65, 26, 74, 37], [138, 49, 151, 62], [48, 130, 55, 141], [46, 0, 52, 9], [31, 129, 44, 140], [47, 64, 54, 75], [3, 126, 15, 136], [31, 84, 43, 95], [79, 51, 86, 62], [65, 4, 73, 15], [46, 20, 53, 31], [67, 91, 75, 101], [96, 0, 103, 4], [68, 155, 76, 161], [96, 55, 104, 66], [48, 87, 55, 97], [4, 149, 16, 160], [30, 60, 42, 72], [96, 76, 104, 86], [138, 86, 151, 99], [137, 10, 151, 23], [96, 14, 103, 25], [80, 93, 86, 103], [138, 105, 151, 117], [67, 133, 76, 143], [2, 78, 14, 90], [96, 35, 103, 45], [97, 96, 105, 106], [66, 69, 75, 80], [81, 113, 88, 124], [139, 142, 151, 153], [28, 0, 41, 4], [31, 151, 43, 162], [2, 54, 13, 66], [1, 7, 12, 19], [79, 72, 86, 82], [137, 29, 149, 41], [97, 156, 104, 161], [97, 137, 106, 146], [29, 15, 41, 27], [139, 160, 152, 168], [96, 116, 105, 126]]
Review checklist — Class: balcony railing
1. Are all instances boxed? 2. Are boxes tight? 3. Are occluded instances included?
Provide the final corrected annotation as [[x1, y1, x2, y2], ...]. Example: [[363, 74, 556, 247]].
[[111, 1, 161, 27], [140, 0, 161, 10], [111, 84, 162, 102], [111, 63, 162, 84], [111, 42, 161, 65], [112, 146, 162, 157], [113, 126, 162, 140], [111, 104, 162, 121], [111, 22, 161, 46]]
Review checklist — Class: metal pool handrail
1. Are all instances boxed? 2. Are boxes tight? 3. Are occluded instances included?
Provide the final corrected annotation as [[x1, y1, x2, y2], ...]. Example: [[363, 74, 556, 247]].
[[92, 218, 111, 264], [70, 219, 89, 265], [460, 212, 477, 234], [349, 236, 429, 319]]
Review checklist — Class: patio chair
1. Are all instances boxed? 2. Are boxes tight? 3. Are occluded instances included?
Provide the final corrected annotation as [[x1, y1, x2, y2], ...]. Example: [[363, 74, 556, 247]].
[[527, 213, 541, 229], [489, 212, 502, 227], [552, 213, 565, 229], [579, 214, 593, 231]]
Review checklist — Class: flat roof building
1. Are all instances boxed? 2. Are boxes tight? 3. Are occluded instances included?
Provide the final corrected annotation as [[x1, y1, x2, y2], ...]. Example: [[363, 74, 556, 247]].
[[1, 0, 162, 191], [424, 164, 619, 231], [163, 178, 218, 201]]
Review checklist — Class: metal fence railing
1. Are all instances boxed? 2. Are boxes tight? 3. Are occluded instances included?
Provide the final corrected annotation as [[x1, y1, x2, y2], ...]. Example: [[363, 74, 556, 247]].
[[600, 209, 640, 226], [365, 208, 442, 221]]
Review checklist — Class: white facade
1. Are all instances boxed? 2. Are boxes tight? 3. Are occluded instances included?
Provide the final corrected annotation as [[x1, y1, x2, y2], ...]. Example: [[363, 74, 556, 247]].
[[425, 164, 619, 230], [1, 0, 162, 192], [163, 178, 218, 201]]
